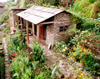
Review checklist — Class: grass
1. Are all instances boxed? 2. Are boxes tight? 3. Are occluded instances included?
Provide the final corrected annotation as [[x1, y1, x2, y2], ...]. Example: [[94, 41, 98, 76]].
[[70, 0, 100, 19]]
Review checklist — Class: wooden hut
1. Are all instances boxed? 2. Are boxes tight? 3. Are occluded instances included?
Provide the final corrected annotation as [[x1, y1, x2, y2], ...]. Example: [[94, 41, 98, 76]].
[[17, 5, 72, 48], [9, 8, 27, 31]]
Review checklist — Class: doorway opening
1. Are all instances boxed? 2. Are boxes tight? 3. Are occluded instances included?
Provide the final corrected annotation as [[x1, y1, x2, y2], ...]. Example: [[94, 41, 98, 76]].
[[34, 25, 37, 36]]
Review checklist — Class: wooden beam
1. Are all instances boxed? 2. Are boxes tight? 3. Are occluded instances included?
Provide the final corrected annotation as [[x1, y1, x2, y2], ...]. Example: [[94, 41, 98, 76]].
[[20, 17, 22, 32], [39, 20, 71, 25], [26, 20, 30, 44], [37, 24, 40, 42]]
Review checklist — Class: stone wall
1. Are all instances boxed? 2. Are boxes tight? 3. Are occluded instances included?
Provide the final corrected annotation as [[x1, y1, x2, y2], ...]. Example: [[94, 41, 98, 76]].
[[53, 12, 72, 44], [0, 7, 4, 16], [46, 24, 54, 46]]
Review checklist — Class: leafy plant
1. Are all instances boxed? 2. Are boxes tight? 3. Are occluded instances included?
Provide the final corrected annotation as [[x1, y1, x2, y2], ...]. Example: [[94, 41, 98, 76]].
[[32, 40, 46, 64], [6, 32, 27, 57], [10, 56, 32, 79], [97, 13, 100, 21]]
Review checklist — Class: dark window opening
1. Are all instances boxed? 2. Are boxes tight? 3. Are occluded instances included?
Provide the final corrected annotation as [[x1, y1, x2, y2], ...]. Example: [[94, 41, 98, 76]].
[[28, 22, 32, 35], [18, 16, 21, 29], [59, 26, 69, 32], [34, 25, 37, 35], [18, 16, 20, 24]]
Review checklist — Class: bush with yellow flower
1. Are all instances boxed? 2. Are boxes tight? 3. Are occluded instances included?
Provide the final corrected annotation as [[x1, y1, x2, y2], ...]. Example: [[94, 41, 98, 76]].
[[69, 44, 100, 75]]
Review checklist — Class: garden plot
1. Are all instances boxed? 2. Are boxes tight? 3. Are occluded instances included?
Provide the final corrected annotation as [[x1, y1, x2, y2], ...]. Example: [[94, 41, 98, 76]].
[[6, 31, 59, 79]]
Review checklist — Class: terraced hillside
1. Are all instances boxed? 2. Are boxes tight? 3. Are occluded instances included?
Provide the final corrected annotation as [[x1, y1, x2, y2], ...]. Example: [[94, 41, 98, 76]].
[[0, 32, 5, 79]]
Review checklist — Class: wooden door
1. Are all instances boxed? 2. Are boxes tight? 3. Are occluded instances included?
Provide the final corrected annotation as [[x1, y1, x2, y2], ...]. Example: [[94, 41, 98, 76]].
[[39, 26, 44, 39]]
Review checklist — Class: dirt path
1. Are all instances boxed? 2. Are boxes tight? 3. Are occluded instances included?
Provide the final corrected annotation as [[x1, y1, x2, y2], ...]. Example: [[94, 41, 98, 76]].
[[27, 39, 93, 78], [28, 41, 76, 78], [3, 37, 12, 79]]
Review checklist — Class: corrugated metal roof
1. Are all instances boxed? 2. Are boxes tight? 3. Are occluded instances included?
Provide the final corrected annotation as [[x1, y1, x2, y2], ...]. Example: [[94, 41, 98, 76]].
[[17, 5, 64, 24]]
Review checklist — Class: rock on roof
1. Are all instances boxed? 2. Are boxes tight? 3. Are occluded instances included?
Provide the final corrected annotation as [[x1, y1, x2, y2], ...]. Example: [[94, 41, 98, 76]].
[[17, 5, 65, 24], [0, 2, 5, 7]]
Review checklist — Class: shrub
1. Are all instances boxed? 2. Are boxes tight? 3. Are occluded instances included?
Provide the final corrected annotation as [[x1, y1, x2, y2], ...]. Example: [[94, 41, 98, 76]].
[[7, 32, 27, 56], [89, 0, 97, 3], [98, 2, 100, 8], [53, 41, 69, 55], [34, 0, 60, 6], [0, 11, 9, 25], [69, 44, 100, 75], [2, 24, 11, 34]]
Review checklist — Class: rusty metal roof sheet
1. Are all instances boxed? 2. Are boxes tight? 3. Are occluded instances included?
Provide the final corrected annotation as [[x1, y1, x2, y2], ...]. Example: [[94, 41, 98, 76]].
[[17, 5, 64, 24]]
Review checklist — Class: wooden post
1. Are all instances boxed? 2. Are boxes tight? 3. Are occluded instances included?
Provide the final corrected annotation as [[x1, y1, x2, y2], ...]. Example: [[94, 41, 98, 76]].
[[37, 24, 40, 42], [20, 17, 22, 32], [26, 20, 30, 44], [32, 23, 34, 36]]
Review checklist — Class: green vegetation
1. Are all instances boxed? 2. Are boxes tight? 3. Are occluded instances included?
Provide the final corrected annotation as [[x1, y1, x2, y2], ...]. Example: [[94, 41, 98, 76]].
[[70, 0, 100, 19], [0, 57, 5, 79], [32, 40, 46, 65], [1, 0, 100, 78], [53, 41, 69, 55], [7, 32, 27, 56], [2, 24, 11, 34], [6, 30, 58, 79], [89, 0, 97, 3], [69, 45, 100, 75], [0, 12, 9, 25]]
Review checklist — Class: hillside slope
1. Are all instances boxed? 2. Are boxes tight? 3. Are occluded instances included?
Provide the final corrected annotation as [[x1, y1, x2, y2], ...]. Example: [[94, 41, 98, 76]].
[[70, 0, 100, 19]]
